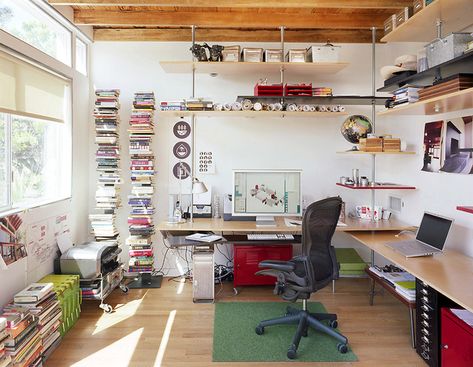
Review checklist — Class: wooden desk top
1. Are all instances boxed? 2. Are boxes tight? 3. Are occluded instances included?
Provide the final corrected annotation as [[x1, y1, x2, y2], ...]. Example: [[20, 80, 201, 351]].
[[350, 231, 473, 313], [157, 217, 415, 233]]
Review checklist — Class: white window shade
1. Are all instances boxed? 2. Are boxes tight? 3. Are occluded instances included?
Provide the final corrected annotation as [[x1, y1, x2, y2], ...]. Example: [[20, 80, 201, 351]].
[[0, 51, 70, 123]]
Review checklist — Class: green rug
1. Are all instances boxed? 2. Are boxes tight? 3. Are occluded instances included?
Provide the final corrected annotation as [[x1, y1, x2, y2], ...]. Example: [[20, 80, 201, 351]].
[[213, 302, 357, 362]]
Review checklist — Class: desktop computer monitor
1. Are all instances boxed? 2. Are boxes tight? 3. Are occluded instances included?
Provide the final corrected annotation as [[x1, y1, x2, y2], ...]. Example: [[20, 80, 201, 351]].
[[232, 169, 302, 226]]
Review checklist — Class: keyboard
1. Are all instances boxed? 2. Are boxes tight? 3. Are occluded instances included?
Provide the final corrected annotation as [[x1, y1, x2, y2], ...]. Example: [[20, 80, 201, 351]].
[[247, 234, 295, 241]]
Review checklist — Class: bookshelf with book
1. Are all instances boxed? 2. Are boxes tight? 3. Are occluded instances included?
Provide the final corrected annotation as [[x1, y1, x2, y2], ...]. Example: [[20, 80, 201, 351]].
[[89, 89, 122, 246], [127, 92, 162, 288]]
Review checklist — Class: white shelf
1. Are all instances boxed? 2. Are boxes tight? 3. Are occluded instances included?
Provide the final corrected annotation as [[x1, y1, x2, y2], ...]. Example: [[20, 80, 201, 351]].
[[337, 151, 416, 155], [378, 87, 473, 116], [159, 61, 349, 76], [381, 0, 473, 43], [159, 110, 348, 118]]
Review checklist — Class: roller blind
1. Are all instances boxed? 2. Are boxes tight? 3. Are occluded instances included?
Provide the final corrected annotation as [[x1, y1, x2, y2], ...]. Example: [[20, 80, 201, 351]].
[[0, 51, 70, 123]]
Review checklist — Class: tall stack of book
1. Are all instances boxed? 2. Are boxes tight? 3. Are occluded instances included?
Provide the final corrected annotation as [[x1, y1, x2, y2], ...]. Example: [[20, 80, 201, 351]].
[[0, 306, 40, 367], [12, 283, 62, 362], [89, 89, 122, 245], [0, 317, 11, 367], [127, 92, 156, 274]]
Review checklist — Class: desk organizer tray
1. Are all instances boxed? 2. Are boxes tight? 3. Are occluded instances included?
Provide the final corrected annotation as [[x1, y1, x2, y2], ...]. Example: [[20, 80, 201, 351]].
[[284, 83, 313, 96], [254, 83, 283, 96]]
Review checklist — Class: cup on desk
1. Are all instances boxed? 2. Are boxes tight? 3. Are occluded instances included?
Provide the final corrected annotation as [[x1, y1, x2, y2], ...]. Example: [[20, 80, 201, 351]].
[[373, 206, 383, 221], [382, 210, 392, 220]]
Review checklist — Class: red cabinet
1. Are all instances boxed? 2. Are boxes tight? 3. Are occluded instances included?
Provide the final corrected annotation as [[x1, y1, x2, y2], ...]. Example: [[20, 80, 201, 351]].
[[233, 245, 292, 287], [441, 308, 473, 367]]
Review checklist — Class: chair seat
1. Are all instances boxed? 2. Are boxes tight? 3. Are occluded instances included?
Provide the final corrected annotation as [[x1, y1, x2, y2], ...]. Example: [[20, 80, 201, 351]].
[[258, 259, 295, 273]]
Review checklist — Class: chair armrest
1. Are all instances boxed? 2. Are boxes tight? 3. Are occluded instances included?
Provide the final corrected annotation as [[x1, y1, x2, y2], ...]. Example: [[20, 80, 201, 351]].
[[258, 259, 295, 273]]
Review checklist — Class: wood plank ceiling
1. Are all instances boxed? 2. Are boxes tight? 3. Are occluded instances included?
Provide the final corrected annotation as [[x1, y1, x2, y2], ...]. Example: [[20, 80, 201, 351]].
[[49, 0, 413, 42]]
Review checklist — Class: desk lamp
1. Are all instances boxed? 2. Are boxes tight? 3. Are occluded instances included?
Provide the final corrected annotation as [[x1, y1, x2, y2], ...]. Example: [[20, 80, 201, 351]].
[[191, 178, 208, 222]]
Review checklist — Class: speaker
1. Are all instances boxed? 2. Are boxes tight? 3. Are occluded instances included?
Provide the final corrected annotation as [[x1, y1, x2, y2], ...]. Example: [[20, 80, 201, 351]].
[[193, 246, 214, 303]]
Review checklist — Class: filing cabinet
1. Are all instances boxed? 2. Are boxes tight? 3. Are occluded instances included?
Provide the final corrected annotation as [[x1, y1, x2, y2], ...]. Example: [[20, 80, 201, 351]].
[[416, 278, 440, 367]]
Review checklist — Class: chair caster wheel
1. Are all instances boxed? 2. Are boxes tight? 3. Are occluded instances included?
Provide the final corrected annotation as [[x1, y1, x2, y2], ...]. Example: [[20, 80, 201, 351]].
[[329, 320, 338, 328], [255, 325, 264, 335], [337, 343, 348, 354], [287, 348, 297, 359]]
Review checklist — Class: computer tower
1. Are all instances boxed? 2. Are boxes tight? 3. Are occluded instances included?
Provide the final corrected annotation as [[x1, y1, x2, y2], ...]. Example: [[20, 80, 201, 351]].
[[192, 246, 214, 303]]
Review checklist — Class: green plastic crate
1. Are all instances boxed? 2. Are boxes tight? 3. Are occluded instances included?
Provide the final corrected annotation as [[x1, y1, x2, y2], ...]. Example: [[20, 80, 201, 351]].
[[39, 274, 82, 336]]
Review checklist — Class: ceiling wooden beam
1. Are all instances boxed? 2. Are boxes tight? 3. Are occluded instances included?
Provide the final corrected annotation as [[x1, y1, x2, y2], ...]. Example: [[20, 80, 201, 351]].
[[74, 8, 390, 28], [50, 0, 412, 8], [94, 27, 384, 42]]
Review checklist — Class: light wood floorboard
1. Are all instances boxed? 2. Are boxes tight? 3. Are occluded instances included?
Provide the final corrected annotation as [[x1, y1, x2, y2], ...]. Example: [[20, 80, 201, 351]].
[[45, 278, 425, 367]]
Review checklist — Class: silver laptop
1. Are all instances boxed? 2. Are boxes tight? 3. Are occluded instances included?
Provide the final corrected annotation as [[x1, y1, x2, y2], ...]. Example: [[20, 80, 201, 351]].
[[385, 212, 454, 257]]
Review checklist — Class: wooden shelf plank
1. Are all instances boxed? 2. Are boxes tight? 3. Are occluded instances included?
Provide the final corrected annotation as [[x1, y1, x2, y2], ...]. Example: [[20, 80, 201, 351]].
[[377, 87, 473, 116], [159, 61, 349, 75], [381, 0, 473, 43], [457, 206, 473, 214], [336, 151, 416, 155], [336, 183, 416, 190], [159, 110, 348, 118]]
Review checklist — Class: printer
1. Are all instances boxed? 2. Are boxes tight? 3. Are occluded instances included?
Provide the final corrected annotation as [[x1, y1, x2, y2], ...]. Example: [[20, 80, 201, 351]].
[[60, 242, 122, 279]]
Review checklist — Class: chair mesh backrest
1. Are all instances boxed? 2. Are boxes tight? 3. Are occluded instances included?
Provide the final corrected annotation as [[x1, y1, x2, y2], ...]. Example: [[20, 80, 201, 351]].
[[302, 197, 342, 284]]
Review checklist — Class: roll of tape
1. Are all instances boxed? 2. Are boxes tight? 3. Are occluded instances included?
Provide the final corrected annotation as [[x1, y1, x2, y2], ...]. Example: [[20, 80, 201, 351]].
[[242, 99, 253, 111], [214, 103, 223, 111], [302, 104, 311, 112], [224, 103, 232, 111], [331, 105, 339, 112], [231, 102, 242, 111], [309, 105, 316, 112], [338, 105, 346, 112], [253, 102, 263, 111], [268, 104, 275, 111], [287, 103, 297, 112], [274, 103, 283, 111], [318, 105, 327, 112]]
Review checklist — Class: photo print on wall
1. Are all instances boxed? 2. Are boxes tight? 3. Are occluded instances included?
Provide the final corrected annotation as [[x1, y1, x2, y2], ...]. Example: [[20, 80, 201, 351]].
[[422, 116, 473, 174]]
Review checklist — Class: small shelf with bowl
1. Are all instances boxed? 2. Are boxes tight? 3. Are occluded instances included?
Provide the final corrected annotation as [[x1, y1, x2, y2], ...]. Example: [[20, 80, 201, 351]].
[[336, 183, 416, 190]]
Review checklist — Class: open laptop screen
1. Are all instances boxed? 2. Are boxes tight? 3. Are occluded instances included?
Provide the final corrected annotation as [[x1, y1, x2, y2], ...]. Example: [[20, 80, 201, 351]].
[[416, 213, 453, 250]]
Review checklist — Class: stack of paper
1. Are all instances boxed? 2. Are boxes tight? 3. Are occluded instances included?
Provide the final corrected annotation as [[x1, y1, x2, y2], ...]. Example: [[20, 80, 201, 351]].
[[394, 281, 416, 301], [0, 317, 11, 367]]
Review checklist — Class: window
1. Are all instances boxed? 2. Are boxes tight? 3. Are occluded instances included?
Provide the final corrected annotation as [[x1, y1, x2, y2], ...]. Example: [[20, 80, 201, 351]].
[[0, 0, 72, 66], [75, 37, 87, 75], [0, 51, 71, 213]]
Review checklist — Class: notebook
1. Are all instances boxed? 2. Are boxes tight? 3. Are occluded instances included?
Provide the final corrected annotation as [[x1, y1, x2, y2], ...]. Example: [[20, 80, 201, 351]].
[[185, 233, 222, 243], [385, 212, 453, 257]]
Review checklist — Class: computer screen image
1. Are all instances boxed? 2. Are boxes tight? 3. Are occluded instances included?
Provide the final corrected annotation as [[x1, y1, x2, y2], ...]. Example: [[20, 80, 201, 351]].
[[232, 170, 302, 218]]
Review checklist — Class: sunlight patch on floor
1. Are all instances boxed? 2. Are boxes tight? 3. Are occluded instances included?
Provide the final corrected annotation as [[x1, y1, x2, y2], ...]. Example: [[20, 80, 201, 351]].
[[176, 277, 186, 295], [153, 310, 177, 367], [92, 295, 145, 335], [71, 328, 143, 367]]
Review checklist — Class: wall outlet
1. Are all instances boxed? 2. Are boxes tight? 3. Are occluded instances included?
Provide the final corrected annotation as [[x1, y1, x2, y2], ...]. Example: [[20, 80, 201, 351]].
[[389, 196, 403, 213]]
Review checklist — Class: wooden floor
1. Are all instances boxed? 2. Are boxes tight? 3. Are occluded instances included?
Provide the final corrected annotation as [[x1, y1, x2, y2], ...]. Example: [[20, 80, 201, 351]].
[[46, 278, 424, 367]]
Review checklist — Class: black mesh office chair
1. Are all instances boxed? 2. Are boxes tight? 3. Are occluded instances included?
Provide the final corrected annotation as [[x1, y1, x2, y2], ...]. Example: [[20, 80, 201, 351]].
[[255, 197, 349, 359]]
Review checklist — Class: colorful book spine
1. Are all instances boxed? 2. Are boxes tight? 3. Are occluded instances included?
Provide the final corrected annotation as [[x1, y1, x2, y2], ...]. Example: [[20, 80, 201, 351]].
[[89, 89, 121, 246], [127, 92, 156, 274]]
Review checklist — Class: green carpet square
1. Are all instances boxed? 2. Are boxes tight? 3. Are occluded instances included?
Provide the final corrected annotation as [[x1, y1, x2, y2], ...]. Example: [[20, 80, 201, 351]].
[[213, 301, 357, 362]]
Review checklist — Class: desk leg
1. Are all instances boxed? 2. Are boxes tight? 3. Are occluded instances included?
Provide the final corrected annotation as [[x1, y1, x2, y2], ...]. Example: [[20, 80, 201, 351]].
[[409, 307, 416, 349], [369, 249, 375, 305]]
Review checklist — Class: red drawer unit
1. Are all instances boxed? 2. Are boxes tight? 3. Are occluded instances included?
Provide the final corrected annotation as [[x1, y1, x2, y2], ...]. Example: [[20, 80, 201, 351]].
[[441, 308, 473, 367], [233, 245, 292, 287]]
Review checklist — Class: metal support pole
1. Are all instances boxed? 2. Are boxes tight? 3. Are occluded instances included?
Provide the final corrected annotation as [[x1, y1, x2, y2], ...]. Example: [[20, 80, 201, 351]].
[[280, 26, 285, 103], [370, 27, 376, 222], [190, 25, 196, 222], [191, 25, 196, 99]]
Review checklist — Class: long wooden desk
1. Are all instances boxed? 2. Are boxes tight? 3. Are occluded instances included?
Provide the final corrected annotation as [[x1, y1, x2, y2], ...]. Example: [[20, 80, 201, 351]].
[[157, 216, 415, 233], [349, 231, 473, 313]]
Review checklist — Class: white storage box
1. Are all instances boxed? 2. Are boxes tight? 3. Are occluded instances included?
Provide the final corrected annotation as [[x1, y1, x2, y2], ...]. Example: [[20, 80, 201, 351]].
[[307, 44, 341, 62], [286, 49, 307, 62], [264, 49, 283, 62], [242, 48, 263, 62], [222, 45, 240, 62], [426, 33, 473, 68]]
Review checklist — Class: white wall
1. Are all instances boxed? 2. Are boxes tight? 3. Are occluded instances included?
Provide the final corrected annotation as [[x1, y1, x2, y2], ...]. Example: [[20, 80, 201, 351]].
[[0, 30, 90, 306], [90, 40, 473, 277]]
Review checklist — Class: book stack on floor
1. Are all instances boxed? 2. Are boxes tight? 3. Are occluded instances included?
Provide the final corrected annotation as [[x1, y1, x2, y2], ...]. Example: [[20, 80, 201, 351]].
[[389, 86, 420, 108], [12, 283, 62, 363], [0, 318, 11, 367], [0, 306, 40, 367], [127, 92, 156, 275], [90, 89, 122, 245]]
